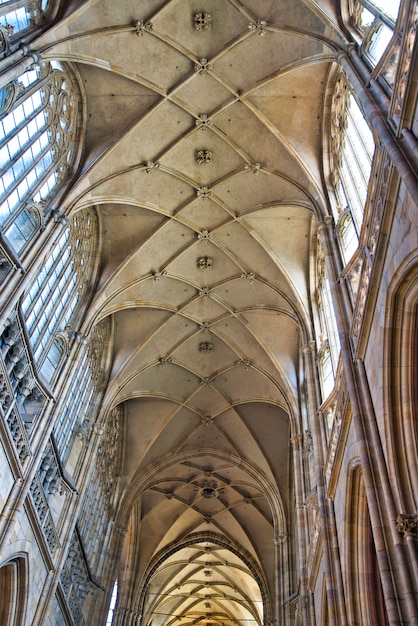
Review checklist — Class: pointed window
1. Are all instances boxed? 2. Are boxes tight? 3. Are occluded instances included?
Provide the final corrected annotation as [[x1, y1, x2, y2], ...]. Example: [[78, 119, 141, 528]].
[[78, 406, 122, 569], [316, 239, 340, 399], [350, 0, 401, 65], [53, 317, 110, 458], [330, 72, 374, 263], [21, 208, 97, 385], [0, 1, 58, 58], [0, 60, 81, 254]]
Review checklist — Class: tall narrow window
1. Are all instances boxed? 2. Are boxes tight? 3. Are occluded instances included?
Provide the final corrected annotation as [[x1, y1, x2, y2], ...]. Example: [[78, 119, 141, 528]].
[[351, 0, 401, 64], [21, 208, 97, 385], [106, 580, 118, 626], [330, 72, 374, 262], [78, 406, 122, 572], [316, 239, 340, 399], [0, 60, 80, 253], [0, 1, 57, 58], [54, 317, 110, 459]]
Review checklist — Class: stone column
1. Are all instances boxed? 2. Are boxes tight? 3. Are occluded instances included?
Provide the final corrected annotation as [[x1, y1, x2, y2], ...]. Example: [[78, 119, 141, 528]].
[[274, 531, 289, 626], [0, 49, 41, 90], [302, 343, 345, 625], [338, 50, 418, 205], [290, 433, 311, 625], [318, 218, 418, 625]]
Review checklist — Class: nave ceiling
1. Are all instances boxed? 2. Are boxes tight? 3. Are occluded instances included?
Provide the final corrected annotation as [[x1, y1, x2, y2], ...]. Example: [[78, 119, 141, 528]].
[[37, 0, 344, 622]]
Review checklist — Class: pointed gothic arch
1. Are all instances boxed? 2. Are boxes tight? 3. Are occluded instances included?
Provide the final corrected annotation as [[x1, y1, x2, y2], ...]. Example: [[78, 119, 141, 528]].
[[345, 460, 389, 625], [0, 554, 28, 626], [384, 258, 418, 513]]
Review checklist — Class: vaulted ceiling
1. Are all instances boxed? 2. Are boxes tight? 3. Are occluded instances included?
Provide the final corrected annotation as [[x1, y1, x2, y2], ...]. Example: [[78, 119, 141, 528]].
[[39, 0, 344, 622]]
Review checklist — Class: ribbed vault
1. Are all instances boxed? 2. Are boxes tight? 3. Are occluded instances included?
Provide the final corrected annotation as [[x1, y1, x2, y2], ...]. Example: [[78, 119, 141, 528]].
[[139, 534, 270, 626], [35, 0, 344, 620]]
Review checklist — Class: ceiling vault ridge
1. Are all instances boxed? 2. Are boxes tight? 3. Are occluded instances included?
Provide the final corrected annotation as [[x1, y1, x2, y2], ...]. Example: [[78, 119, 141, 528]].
[[92, 283, 303, 338], [105, 340, 297, 410], [138, 486, 271, 528], [135, 531, 273, 623], [67, 116, 324, 225], [116, 449, 287, 530]]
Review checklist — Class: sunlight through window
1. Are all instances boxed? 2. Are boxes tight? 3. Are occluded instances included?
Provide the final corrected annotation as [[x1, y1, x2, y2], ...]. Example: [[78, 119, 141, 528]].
[[106, 580, 118, 626]]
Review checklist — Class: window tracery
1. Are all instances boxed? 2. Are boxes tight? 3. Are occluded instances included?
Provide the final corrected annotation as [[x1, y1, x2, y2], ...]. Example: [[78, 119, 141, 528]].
[[0, 60, 81, 254], [54, 317, 111, 459], [329, 71, 374, 262], [78, 405, 123, 573], [316, 240, 340, 400], [0, 1, 56, 58], [0, 309, 48, 451], [349, 0, 400, 65], [21, 208, 97, 384]]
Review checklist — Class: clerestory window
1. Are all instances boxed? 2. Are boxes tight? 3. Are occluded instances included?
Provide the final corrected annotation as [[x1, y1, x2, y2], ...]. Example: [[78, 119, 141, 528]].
[[330, 72, 374, 263], [0, 1, 58, 57], [53, 317, 110, 459], [350, 0, 401, 65], [0, 60, 81, 253], [78, 406, 122, 570], [106, 580, 118, 626], [21, 208, 97, 385], [316, 239, 340, 400]]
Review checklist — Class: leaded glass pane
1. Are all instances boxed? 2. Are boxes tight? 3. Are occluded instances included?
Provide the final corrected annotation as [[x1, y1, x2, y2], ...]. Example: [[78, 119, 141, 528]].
[[0, 60, 79, 252], [21, 209, 97, 382]]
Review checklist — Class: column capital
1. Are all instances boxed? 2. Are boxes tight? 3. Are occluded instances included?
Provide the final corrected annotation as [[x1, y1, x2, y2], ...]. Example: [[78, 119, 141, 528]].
[[302, 341, 316, 355], [274, 533, 288, 546], [396, 513, 418, 536]]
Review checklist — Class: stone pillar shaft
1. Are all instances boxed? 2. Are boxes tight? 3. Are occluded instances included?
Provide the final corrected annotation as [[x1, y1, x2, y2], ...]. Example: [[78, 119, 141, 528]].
[[302, 343, 344, 625], [319, 217, 418, 625], [0, 50, 41, 90]]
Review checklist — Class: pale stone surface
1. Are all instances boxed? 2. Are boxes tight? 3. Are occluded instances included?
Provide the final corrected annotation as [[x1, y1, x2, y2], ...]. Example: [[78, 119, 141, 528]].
[[0, 2, 417, 626]]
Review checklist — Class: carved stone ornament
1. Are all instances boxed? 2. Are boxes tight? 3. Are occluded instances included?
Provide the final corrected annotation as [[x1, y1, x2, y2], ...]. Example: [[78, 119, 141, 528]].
[[391, 6, 418, 122], [198, 256, 213, 270], [51, 209, 69, 226], [197, 229, 213, 243], [396, 513, 418, 536], [248, 20, 267, 36], [196, 150, 213, 164], [197, 186, 212, 199], [194, 13, 212, 31], [3, 22, 14, 36], [199, 286, 210, 297], [196, 114, 213, 130], [159, 356, 172, 366], [244, 162, 261, 174], [135, 19, 153, 36], [304, 429, 313, 453], [241, 271, 256, 284], [145, 160, 159, 173], [194, 58, 213, 75], [199, 342, 213, 352], [352, 258, 371, 337], [0, 80, 24, 116], [151, 269, 167, 281]]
